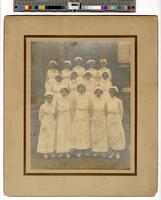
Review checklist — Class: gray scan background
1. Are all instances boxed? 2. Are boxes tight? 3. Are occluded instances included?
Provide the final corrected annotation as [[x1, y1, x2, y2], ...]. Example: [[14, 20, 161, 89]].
[[31, 41, 131, 170]]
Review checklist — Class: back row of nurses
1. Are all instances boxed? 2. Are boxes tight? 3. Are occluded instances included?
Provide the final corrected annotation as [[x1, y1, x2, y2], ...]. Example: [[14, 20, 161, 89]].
[[46, 57, 112, 82]]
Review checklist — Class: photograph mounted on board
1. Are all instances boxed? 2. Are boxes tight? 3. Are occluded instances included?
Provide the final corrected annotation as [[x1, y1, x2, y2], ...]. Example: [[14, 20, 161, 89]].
[[4, 16, 158, 196], [25, 36, 136, 174]]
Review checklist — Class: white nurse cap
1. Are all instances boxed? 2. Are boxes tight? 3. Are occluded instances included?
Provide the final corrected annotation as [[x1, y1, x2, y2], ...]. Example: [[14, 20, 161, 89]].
[[64, 60, 72, 65], [49, 60, 57, 66], [94, 86, 103, 91], [100, 59, 108, 64], [87, 60, 95, 64], [109, 86, 119, 92], [74, 57, 82, 61]]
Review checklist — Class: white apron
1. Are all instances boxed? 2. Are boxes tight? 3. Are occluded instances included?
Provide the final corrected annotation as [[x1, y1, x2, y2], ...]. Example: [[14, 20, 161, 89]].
[[61, 69, 71, 79], [46, 69, 59, 81], [71, 92, 91, 150], [85, 77, 96, 92], [70, 80, 77, 91], [87, 68, 98, 79], [52, 81, 62, 95], [91, 96, 108, 152], [107, 97, 125, 150], [61, 69, 71, 86], [76, 76, 84, 85], [45, 78, 53, 94], [99, 78, 112, 92], [99, 78, 112, 99], [61, 78, 71, 88], [37, 103, 56, 153], [45, 79, 62, 99], [69, 80, 77, 107], [56, 95, 72, 153], [73, 65, 85, 77]]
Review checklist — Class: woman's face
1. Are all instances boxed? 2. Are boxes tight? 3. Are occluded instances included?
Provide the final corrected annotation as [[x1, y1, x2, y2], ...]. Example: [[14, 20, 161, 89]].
[[50, 64, 57, 70], [55, 75, 62, 82], [75, 59, 81, 66], [60, 88, 69, 97], [100, 62, 106, 68], [109, 88, 116, 97], [89, 63, 94, 68], [71, 73, 78, 80], [95, 89, 103, 97], [46, 95, 53, 103], [77, 85, 86, 94], [65, 63, 71, 69], [102, 72, 109, 80], [85, 73, 92, 80]]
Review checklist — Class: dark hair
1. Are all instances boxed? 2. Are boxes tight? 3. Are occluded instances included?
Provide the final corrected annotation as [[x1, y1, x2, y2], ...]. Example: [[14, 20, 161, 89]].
[[85, 72, 92, 77], [77, 84, 86, 90], [60, 87, 70, 93], [94, 88, 103, 94], [109, 88, 117, 93], [71, 72, 78, 76], [45, 94, 53, 98], [102, 72, 108, 77], [55, 74, 62, 79], [49, 63, 57, 69]]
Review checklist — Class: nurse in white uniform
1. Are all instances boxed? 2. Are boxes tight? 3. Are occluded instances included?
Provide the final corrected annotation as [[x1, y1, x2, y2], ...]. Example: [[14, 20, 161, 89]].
[[46, 60, 59, 81], [70, 71, 78, 92], [62, 60, 72, 76], [84, 71, 96, 93], [86, 60, 98, 79], [71, 82, 91, 157], [56, 86, 72, 158], [73, 57, 85, 77], [61, 60, 72, 86], [52, 74, 63, 99], [98, 59, 112, 81], [37, 92, 56, 159], [69, 72, 79, 105], [99, 71, 112, 99], [91, 87, 108, 157], [106, 86, 125, 159]]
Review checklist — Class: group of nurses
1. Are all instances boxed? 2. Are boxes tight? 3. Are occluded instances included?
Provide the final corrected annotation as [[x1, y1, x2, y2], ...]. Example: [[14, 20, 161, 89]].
[[37, 57, 125, 159]]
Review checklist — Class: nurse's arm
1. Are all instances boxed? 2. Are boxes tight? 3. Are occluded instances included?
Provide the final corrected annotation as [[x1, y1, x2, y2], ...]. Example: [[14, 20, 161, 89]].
[[39, 107, 44, 123], [118, 100, 123, 120]]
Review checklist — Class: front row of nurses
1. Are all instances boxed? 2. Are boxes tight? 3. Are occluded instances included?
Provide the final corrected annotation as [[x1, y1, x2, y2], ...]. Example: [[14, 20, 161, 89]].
[[37, 85, 125, 160]]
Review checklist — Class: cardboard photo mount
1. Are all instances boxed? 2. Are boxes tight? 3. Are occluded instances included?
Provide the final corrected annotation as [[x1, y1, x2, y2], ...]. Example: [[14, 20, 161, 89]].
[[4, 16, 158, 196]]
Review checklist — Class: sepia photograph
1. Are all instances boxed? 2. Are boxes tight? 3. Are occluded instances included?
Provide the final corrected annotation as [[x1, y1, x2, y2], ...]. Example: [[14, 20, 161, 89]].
[[4, 16, 158, 196], [25, 36, 136, 174]]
